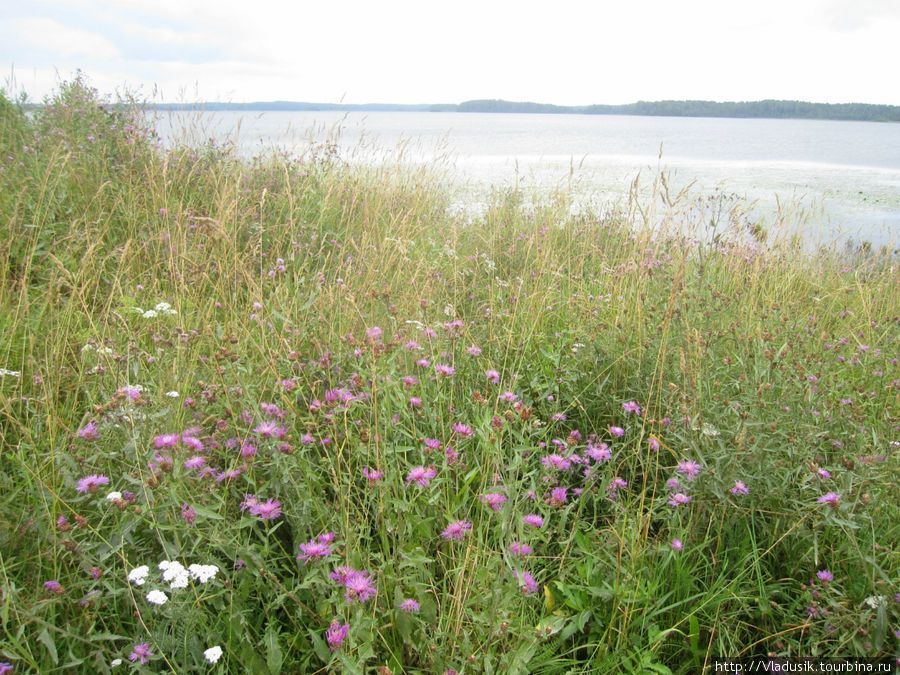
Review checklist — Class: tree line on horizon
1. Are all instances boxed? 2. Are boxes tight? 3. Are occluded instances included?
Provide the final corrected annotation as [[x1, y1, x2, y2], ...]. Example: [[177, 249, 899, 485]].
[[143, 98, 900, 122]]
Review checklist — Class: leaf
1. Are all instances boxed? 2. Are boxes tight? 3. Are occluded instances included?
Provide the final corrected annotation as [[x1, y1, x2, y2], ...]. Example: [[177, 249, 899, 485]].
[[265, 626, 283, 675], [37, 627, 58, 665]]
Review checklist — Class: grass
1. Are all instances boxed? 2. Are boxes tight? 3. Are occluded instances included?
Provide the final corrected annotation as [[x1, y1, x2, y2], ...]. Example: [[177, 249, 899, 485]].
[[0, 74, 897, 674]]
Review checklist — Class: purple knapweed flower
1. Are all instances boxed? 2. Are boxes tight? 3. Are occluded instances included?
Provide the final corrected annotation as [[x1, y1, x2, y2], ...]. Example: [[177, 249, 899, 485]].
[[508, 541, 533, 556], [43, 580, 63, 594], [523, 514, 544, 528], [76, 474, 109, 494], [78, 421, 99, 440], [480, 492, 507, 511], [817, 492, 841, 506], [423, 437, 442, 451], [181, 503, 196, 525], [648, 437, 660, 452], [184, 455, 206, 469], [671, 538, 684, 551], [609, 426, 625, 437], [362, 467, 384, 484], [342, 570, 376, 603], [547, 487, 568, 507], [676, 460, 702, 480], [607, 477, 628, 497], [406, 465, 437, 487], [586, 442, 611, 463], [730, 480, 750, 495], [398, 598, 420, 612], [297, 538, 334, 564], [513, 570, 539, 595], [668, 493, 692, 507], [326, 621, 349, 651], [252, 421, 286, 439], [434, 363, 455, 376], [441, 520, 472, 541], [542, 453, 572, 471], [499, 391, 518, 403], [153, 433, 180, 449], [129, 643, 153, 665], [485, 369, 500, 383], [816, 570, 834, 583], [451, 422, 474, 436], [622, 401, 641, 414]]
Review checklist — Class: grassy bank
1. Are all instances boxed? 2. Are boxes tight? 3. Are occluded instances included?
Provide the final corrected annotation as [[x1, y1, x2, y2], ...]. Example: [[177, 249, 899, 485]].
[[1, 76, 897, 674]]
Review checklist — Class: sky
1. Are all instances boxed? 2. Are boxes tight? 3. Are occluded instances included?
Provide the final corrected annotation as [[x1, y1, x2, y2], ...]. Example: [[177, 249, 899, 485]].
[[2, 0, 900, 106]]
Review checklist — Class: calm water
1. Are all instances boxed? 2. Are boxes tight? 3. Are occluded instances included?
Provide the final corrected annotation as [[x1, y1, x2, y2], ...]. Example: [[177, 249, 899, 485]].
[[151, 110, 900, 247]]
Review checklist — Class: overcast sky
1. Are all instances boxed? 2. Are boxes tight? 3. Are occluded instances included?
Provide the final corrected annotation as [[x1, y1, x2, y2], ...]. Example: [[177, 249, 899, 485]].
[[2, 0, 899, 106]]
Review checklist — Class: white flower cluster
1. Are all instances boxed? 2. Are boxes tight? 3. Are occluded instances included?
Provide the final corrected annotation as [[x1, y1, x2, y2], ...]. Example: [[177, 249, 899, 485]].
[[203, 645, 223, 664], [127, 560, 220, 606], [0, 368, 20, 377], [133, 301, 178, 319]]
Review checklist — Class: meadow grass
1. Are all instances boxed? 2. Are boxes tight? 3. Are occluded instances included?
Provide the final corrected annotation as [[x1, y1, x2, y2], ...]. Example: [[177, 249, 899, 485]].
[[0, 76, 897, 674]]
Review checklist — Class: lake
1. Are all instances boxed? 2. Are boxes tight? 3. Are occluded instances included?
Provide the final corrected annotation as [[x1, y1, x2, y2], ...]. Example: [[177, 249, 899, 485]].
[[149, 110, 900, 248]]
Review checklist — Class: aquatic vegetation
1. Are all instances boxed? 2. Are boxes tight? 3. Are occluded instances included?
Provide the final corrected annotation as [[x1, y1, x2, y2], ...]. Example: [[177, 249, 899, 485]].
[[0, 76, 897, 673]]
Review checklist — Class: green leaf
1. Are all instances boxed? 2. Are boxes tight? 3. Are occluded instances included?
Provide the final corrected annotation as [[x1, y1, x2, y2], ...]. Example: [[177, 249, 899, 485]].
[[37, 627, 58, 665], [265, 625, 283, 675]]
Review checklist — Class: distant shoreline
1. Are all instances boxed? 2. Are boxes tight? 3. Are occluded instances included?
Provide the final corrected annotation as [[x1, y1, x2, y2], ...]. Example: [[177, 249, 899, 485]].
[[141, 98, 900, 123]]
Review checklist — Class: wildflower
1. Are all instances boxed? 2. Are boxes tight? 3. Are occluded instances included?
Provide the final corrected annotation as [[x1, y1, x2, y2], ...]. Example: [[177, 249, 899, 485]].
[[485, 369, 500, 383], [550, 413, 567, 422], [252, 421, 286, 439], [513, 570, 538, 594], [78, 421, 100, 440], [542, 454, 572, 471], [508, 541, 533, 556], [145, 589, 168, 605], [181, 435, 203, 451], [365, 326, 383, 342], [607, 477, 628, 497], [297, 539, 334, 564], [362, 467, 384, 484], [76, 474, 109, 494], [184, 455, 206, 469], [0, 369, 20, 377], [424, 437, 442, 451], [816, 467, 831, 479], [153, 433, 179, 449], [106, 491, 123, 502], [586, 442, 611, 463], [609, 426, 625, 437], [416, 358, 431, 368], [441, 520, 472, 541], [668, 493, 692, 507], [43, 580, 63, 594], [249, 498, 282, 520], [622, 401, 641, 414], [406, 465, 437, 487], [129, 643, 153, 665], [817, 492, 841, 506], [405, 341, 422, 351], [326, 621, 350, 651], [547, 487, 567, 507], [399, 598, 420, 612], [188, 564, 219, 583], [159, 560, 189, 589], [523, 514, 544, 528], [57, 515, 69, 531], [676, 460, 701, 480], [671, 538, 683, 551], [434, 363, 455, 376], [816, 570, 834, 583], [730, 480, 750, 495], [409, 396, 422, 407], [343, 570, 376, 603], [480, 492, 507, 511], [127, 565, 150, 586], [499, 391, 518, 403], [648, 437, 660, 452], [203, 646, 223, 664], [452, 422, 474, 436]]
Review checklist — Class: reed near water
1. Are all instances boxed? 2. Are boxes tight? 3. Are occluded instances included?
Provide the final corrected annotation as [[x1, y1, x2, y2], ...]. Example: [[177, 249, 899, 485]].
[[0, 75, 897, 673]]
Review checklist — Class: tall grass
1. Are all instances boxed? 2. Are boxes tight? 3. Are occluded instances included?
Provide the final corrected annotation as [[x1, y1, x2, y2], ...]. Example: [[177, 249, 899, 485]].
[[0, 75, 897, 674]]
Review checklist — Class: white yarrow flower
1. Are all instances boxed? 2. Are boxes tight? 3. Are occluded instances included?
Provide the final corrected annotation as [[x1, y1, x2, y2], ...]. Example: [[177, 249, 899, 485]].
[[203, 645, 223, 664], [106, 491, 123, 502], [141, 309, 158, 319], [164, 390, 179, 397], [145, 589, 168, 605], [0, 368, 21, 377], [188, 563, 219, 584], [110, 658, 123, 667], [159, 560, 189, 589], [127, 565, 150, 586]]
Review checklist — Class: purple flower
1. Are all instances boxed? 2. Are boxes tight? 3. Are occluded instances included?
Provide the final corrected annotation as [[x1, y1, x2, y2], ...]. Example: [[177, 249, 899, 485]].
[[609, 426, 625, 437], [547, 487, 567, 507], [296, 539, 333, 564], [485, 369, 500, 383], [326, 621, 349, 651], [671, 538, 683, 551], [648, 437, 660, 452], [441, 520, 472, 541], [668, 493, 692, 507], [451, 422, 474, 436], [343, 570, 376, 603], [184, 455, 206, 469], [181, 435, 203, 451], [241, 495, 282, 519], [607, 477, 628, 498], [479, 492, 507, 511], [676, 460, 701, 480], [434, 363, 455, 376], [586, 442, 611, 463], [523, 514, 544, 528], [424, 437, 442, 451], [730, 480, 750, 495], [816, 570, 833, 583], [362, 467, 384, 483], [513, 570, 538, 594], [817, 492, 841, 506], [75, 474, 109, 494], [398, 598, 420, 612], [542, 454, 572, 471], [406, 465, 437, 487], [252, 421, 286, 439], [153, 433, 180, 448], [78, 421, 99, 440], [622, 401, 641, 414], [43, 580, 63, 594], [508, 541, 533, 556], [181, 503, 196, 525], [129, 642, 153, 664], [499, 391, 518, 403]]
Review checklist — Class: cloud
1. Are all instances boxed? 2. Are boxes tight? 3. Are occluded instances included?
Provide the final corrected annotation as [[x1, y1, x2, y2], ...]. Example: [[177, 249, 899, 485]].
[[820, 0, 900, 30], [10, 17, 120, 60]]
